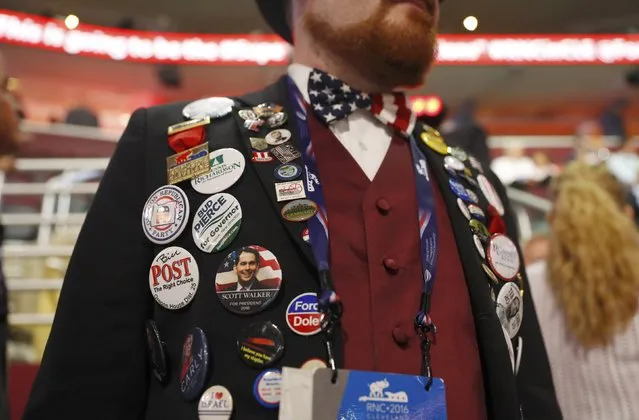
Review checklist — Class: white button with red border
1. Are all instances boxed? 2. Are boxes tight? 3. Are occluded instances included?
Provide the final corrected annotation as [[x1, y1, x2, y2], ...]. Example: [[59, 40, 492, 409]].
[[149, 247, 199, 310]]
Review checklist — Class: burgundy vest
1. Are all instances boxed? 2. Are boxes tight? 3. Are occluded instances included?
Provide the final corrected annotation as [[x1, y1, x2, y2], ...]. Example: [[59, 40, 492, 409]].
[[309, 114, 487, 420]]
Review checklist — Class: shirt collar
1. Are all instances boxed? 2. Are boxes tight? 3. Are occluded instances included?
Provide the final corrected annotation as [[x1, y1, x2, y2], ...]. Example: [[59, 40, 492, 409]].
[[287, 63, 313, 104]]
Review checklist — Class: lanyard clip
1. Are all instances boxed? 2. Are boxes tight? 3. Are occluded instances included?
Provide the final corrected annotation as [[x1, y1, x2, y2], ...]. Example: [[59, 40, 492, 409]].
[[415, 311, 436, 391]]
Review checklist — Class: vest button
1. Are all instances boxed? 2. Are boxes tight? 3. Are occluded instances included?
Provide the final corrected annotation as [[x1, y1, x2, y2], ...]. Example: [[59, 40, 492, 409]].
[[376, 198, 391, 214], [383, 258, 399, 273], [392, 325, 410, 346]]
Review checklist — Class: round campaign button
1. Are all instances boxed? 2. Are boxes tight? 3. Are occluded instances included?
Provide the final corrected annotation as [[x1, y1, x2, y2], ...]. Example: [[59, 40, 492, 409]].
[[237, 321, 285, 368], [266, 129, 292, 146], [286, 293, 322, 336], [253, 369, 282, 409], [482, 263, 499, 284], [448, 146, 468, 161], [487, 234, 521, 281], [468, 204, 486, 222], [420, 126, 448, 155], [281, 199, 318, 222], [267, 112, 288, 128], [180, 327, 210, 401], [192, 193, 243, 253], [457, 198, 471, 220], [274, 163, 302, 181], [198, 385, 233, 420], [215, 245, 283, 315], [301, 358, 328, 371], [473, 235, 486, 259], [238, 109, 258, 121], [470, 220, 490, 244], [191, 148, 246, 195], [184, 97, 234, 119], [149, 247, 199, 310], [444, 155, 465, 172], [467, 189, 479, 204], [478, 174, 505, 216], [145, 320, 168, 383], [496, 282, 523, 339], [448, 178, 472, 202], [469, 156, 484, 173], [142, 185, 190, 245]]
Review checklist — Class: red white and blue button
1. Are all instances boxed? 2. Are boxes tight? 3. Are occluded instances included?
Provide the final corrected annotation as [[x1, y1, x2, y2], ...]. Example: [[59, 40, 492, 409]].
[[253, 369, 282, 409], [285, 293, 322, 336]]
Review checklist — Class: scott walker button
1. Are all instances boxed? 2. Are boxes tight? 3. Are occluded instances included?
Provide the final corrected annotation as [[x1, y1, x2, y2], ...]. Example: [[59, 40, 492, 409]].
[[496, 282, 523, 339], [253, 369, 282, 409], [149, 247, 199, 311], [198, 385, 233, 420], [286, 293, 322, 336], [281, 199, 318, 222], [265, 129, 292, 146], [478, 174, 505, 215], [487, 234, 521, 281], [237, 321, 285, 368], [180, 327, 210, 401], [192, 193, 243, 253], [191, 148, 246, 195], [274, 163, 302, 181], [142, 185, 190, 245], [215, 245, 283, 315], [183, 97, 234, 120], [145, 320, 169, 383]]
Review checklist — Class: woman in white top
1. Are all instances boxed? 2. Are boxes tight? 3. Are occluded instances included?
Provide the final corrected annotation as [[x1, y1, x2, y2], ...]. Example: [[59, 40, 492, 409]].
[[528, 160, 639, 420]]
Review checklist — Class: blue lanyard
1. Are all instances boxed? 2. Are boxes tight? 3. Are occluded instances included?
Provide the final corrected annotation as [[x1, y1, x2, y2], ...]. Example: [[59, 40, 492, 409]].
[[287, 77, 439, 387]]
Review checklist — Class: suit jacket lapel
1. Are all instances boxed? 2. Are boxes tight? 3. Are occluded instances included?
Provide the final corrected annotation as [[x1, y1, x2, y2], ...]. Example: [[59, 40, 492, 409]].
[[412, 126, 521, 418], [231, 76, 318, 271]]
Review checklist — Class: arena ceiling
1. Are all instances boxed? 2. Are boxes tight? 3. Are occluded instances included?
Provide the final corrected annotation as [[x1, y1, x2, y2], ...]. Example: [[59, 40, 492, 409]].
[[4, 0, 639, 35]]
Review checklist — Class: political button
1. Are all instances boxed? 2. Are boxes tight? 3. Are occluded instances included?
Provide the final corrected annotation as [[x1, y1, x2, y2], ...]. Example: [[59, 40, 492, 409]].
[[180, 327, 210, 401], [462, 174, 479, 188], [487, 234, 521, 281], [470, 219, 490, 243], [271, 144, 302, 164], [274, 163, 302, 181], [254, 102, 283, 119], [145, 320, 168, 383], [142, 185, 190, 245], [457, 198, 471, 220], [302, 228, 310, 244], [237, 321, 285, 368], [478, 174, 505, 216], [244, 118, 264, 132], [444, 155, 465, 172], [448, 146, 468, 161], [149, 247, 199, 310], [251, 151, 274, 163], [191, 148, 246, 195], [267, 112, 287, 128], [198, 385, 233, 420], [253, 369, 282, 409], [266, 129, 292, 146], [496, 282, 523, 338], [238, 109, 258, 121], [469, 156, 484, 173], [275, 180, 306, 202], [468, 204, 486, 222], [473, 235, 486, 259], [183, 97, 234, 120], [482, 263, 499, 284], [215, 245, 283, 315], [448, 178, 472, 202], [301, 358, 327, 371], [286, 293, 322, 336], [281, 199, 318, 222], [250, 137, 269, 151], [420, 125, 448, 155], [192, 193, 242, 253], [467, 189, 479, 204]]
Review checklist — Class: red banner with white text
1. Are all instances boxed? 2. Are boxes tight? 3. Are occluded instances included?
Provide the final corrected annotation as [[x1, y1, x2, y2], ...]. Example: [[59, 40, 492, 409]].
[[0, 9, 638, 66]]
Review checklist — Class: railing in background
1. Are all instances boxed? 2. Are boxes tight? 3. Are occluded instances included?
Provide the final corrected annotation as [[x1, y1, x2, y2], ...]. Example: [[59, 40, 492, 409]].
[[5, 122, 556, 330]]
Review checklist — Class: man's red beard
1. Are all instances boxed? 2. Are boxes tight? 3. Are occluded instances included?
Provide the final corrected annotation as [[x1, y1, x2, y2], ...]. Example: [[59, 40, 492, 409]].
[[303, 0, 438, 91]]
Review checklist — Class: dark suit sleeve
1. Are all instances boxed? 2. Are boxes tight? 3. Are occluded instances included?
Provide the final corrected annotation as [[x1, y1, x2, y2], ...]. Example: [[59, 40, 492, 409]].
[[23, 109, 153, 419], [487, 170, 563, 420]]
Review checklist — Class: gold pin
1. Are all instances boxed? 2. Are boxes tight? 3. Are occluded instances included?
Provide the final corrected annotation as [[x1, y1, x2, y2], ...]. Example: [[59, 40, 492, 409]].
[[167, 116, 211, 136], [167, 143, 211, 185]]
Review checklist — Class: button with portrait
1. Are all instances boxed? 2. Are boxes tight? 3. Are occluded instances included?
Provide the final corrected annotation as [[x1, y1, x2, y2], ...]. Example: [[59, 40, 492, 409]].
[[179, 327, 210, 401], [215, 245, 283, 315], [266, 129, 292, 146], [496, 283, 523, 339], [237, 321, 285, 368]]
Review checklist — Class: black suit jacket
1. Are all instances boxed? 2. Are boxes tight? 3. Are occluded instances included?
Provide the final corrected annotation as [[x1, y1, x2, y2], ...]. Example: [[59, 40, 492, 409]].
[[23, 77, 562, 420]]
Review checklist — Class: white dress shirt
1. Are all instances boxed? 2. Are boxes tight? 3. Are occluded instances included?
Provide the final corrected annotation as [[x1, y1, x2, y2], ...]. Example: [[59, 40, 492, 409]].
[[288, 64, 394, 181], [528, 261, 639, 420]]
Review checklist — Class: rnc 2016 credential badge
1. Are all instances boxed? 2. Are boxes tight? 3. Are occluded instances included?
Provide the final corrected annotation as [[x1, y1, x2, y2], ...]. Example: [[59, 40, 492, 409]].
[[192, 193, 242, 253], [286, 293, 322, 336], [142, 185, 190, 245], [149, 246, 199, 310], [191, 148, 246, 195]]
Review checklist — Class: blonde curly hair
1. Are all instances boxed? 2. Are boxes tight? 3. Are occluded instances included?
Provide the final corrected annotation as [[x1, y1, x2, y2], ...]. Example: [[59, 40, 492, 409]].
[[549, 160, 639, 348]]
